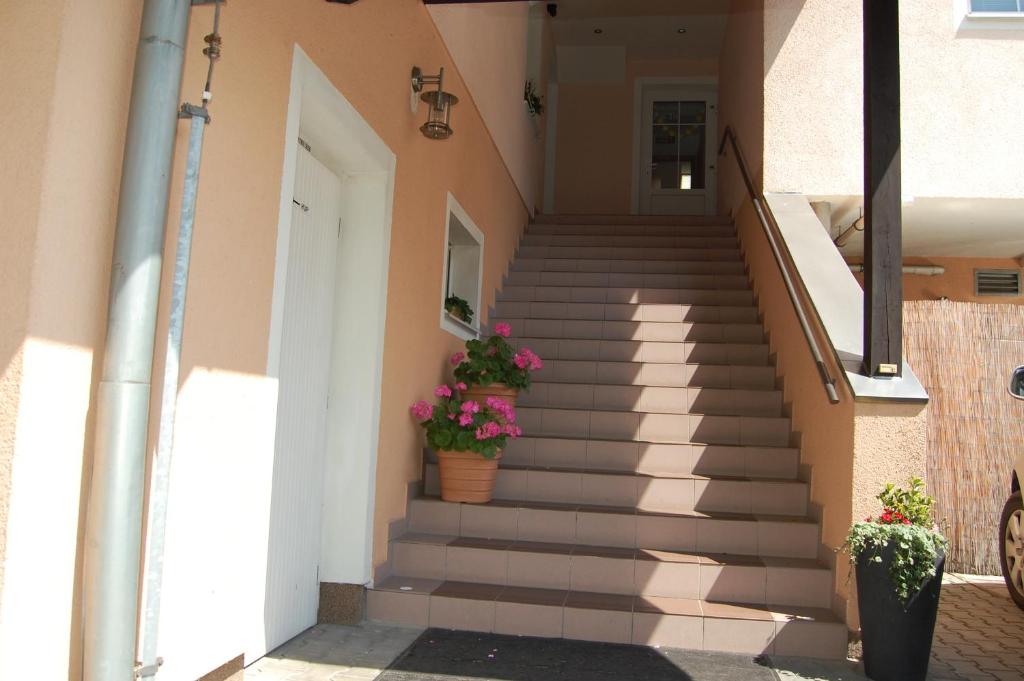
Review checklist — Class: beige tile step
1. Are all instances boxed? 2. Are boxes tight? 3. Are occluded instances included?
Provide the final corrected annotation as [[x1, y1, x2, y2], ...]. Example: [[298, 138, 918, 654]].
[[491, 319, 763, 344], [531, 214, 733, 227], [494, 304, 758, 327], [518, 383, 782, 418], [511, 258, 746, 276], [520, 234, 739, 249], [501, 279, 752, 300], [509, 338, 771, 366], [532, 360, 776, 390], [527, 223, 735, 236], [503, 437, 799, 479], [423, 465, 807, 516], [366, 579, 846, 658], [516, 246, 742, 261], [494, 291, 755, 314], [515, 406, 791, 447], [405, 497, 819, 559], [387, 535, 830, 608]]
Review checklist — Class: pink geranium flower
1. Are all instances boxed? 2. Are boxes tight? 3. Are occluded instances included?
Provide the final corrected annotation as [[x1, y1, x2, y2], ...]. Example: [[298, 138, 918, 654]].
[[410, 400, 433, 421], [475, 421, 502, 440], [455, 382, 467, 391], [434, 384, 452, 398], [460, 400, 480, 414], [493, 322, 512, 338], [458, 413, 474, 427], [450, 351, 465, 366]]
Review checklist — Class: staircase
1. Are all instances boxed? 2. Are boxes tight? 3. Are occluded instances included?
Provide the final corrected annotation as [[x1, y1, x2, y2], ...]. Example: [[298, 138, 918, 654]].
[[367, 217, 847, 658]]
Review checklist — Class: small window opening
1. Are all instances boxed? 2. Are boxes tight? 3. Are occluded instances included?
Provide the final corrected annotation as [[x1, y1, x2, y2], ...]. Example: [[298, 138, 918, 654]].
[[440, 194, 484, 340], [975, 269, 1021, 297]]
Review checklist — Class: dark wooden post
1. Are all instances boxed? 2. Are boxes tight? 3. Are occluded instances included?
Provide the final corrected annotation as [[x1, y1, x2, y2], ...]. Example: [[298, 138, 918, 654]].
[[863, 0, 903, 378]]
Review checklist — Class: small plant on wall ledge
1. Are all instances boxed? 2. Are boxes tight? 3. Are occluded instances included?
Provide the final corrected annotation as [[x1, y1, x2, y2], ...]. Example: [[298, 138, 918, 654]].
[[844, 477, 947, 681], [444, 295, 474, 324], [524, 80, 544, 117]]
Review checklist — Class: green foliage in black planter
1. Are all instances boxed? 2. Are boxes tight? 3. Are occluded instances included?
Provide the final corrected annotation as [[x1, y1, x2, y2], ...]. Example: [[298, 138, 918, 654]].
[[845, 477, 947, 604], [444, 295, 474, 324]]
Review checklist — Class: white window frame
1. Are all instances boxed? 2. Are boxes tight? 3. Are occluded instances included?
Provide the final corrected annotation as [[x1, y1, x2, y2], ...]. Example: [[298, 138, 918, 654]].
[[954, 0, 1024, 31], [439, 192, 484, 341]]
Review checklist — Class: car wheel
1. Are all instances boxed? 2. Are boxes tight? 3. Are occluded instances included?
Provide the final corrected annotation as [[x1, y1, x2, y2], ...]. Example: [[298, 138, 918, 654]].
[[1000, 491, 1024, 610]]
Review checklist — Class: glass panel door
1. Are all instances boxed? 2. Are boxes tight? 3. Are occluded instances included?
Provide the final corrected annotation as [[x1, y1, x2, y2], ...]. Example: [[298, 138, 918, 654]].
[[650, 101, 707, 192]]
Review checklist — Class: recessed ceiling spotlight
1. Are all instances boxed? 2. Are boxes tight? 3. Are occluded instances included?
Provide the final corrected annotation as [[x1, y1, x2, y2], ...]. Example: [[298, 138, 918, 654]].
[[677, 28, 687, 34], [594, 28, 604, 34]]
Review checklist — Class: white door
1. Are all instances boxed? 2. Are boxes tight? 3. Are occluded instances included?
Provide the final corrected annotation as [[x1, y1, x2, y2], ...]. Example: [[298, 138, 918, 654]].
[[638, 89, 718, 216], [263, 141, 341, 652]]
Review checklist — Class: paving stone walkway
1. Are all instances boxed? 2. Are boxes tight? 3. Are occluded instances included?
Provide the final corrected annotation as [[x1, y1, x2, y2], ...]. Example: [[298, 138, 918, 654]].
[[246, 574, 1023, 681]]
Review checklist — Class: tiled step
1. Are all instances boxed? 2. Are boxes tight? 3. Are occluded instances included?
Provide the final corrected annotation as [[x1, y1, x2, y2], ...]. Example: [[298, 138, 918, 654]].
[[509, 338, 771, 366], [519, 234, 739, 249], [527, 223, 735, 236], [503, 437, 799, 480], [494, 304, 758, 327], [511, 258, 746, 276], [405, 497, 819, 559], [500, 279, 752, 301], [494, 290, 754, 312], [386, 534, 830, 607], [505, 271, 752, 290], [423, 465, 807, 516], [532, 360, 776, 390], [367, 579, 846, 657], [519, 383, 782, 418], [516, 246, 742, 261], [491, 319, 763, 344], [515, 406, 791, 447]]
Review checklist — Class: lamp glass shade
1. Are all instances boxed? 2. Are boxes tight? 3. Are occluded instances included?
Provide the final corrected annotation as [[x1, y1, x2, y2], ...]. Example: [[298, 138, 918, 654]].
[[420, 90, 458, 140]]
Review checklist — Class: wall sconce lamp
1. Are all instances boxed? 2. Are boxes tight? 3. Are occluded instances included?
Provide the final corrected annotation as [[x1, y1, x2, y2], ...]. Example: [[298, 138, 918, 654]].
[[411, 66, 458, 140]]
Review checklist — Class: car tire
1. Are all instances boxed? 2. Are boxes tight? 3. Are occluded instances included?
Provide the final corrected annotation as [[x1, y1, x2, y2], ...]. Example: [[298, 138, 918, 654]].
[[1000, 491, 1024, 610]]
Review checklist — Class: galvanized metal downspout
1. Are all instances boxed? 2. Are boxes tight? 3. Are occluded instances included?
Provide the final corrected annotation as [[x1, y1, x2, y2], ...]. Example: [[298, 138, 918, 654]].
[[82, 2, 191, 680]]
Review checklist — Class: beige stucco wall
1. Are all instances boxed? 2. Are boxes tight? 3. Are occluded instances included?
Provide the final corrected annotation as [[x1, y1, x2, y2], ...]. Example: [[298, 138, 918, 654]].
[[553, 57, 718, 215], [0, 1, 141, 679], [427, 3, 551, 213], [763, 0, 1024, 199], [1, 0, 533, 678], [848, 256, 1024, 304], [718, 0, 764, 216]]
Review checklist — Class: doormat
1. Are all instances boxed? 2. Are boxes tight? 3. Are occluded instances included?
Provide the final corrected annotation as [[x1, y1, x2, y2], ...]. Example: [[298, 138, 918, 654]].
[[373, 628, 777, 681]]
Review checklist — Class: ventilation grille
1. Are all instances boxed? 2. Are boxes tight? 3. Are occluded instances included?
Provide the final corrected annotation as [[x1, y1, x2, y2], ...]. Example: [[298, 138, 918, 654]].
[[975, 269, 1022, 296]]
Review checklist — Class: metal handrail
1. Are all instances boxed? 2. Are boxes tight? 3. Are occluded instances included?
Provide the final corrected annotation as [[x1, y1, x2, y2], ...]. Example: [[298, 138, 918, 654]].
[[718, 126, 840, 404]]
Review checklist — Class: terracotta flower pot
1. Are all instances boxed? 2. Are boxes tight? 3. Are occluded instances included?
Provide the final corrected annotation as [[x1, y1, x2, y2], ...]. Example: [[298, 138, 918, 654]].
[[436, 449, 502, 504], [460, 382, 518, 409]]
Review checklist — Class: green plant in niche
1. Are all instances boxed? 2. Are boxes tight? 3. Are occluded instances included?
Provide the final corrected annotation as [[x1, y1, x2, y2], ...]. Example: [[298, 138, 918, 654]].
[[524, 80, 544, 117], [844, 477, 947, 605], [444, 295, 473, 324]]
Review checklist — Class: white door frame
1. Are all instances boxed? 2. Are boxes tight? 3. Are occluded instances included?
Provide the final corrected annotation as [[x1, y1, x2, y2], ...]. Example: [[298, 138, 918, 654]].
[[630, 77, 718, 215], [266, 44, 396, 643]]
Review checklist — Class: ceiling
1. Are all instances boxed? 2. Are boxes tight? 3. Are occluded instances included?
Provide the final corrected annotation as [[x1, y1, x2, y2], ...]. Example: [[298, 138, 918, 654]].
[[816, 195, 1024, 259], [550, 0, 730, 60]]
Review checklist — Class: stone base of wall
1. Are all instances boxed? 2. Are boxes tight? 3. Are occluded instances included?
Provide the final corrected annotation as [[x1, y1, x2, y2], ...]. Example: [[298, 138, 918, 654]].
[[318, 582, 365, 625], [197, 654, 244, 681]]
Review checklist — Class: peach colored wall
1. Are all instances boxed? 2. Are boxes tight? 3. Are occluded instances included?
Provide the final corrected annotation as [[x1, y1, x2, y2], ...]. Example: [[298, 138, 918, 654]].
[[2, 0, 529, 678], [553, 58, 718, 215], [848, 257, 1024, 304], [427, 3, 550, 213], [0, 1, 141, 679], [718, 0, 764, 216], [735, 200, 857, 621], [159, 0, 528, 595], [763, 0, 1024, 199]]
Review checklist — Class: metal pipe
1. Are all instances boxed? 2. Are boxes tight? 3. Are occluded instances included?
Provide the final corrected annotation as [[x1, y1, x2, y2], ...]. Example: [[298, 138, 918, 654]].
[[138, 5, 221, 676], [82, 2, 191, 680], [849, 264, 945, 276], [137, 114, 207, 681]]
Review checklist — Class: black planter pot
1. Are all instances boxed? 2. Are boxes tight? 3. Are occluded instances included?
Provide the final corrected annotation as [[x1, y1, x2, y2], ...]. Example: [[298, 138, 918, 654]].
[[856, 543, 945, 681]]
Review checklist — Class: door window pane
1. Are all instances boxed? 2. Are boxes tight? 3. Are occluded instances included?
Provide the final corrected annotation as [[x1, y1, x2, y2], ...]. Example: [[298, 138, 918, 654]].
[[971, 0, 1023, 11], [650, 101, 706, 190]]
